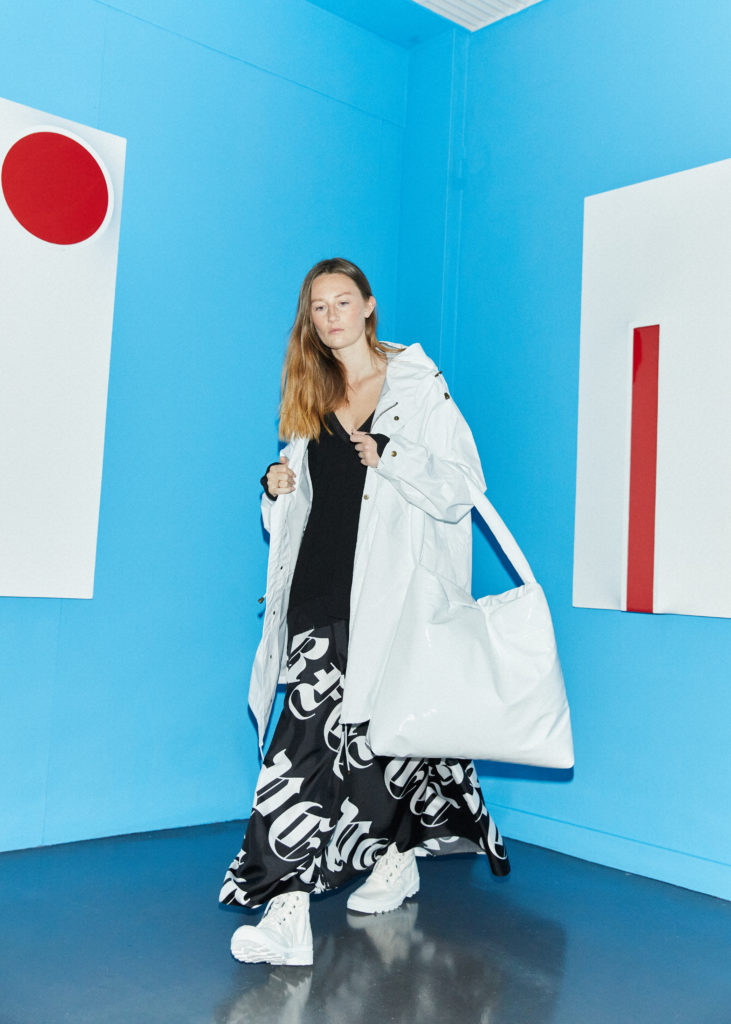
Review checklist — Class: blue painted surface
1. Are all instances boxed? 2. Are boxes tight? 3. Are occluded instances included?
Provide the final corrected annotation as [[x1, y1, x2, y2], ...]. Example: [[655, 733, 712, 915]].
[[394, 28, 467, 382], [0, 0, 106, 125], [0, 0, 406, 850], [305, 0, 452, 47], [96, 0, 408, 125], [452, 0, 731, 899]]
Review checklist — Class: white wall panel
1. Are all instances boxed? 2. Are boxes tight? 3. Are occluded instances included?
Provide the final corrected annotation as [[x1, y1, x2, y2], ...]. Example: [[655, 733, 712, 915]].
[[575, 158, 731, 618], [0, 97, 126, 598]]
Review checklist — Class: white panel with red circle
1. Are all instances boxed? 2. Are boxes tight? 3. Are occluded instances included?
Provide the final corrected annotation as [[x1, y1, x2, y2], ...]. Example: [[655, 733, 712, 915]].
[[0, 96, 126, 598]]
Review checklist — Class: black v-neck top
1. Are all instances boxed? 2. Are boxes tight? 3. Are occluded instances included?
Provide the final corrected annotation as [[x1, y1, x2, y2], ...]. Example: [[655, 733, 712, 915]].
[[285, 412, 387, 636]]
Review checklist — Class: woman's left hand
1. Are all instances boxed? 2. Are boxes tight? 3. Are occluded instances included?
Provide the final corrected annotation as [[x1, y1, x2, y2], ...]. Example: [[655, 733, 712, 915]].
[[350, 430, 380, 468]]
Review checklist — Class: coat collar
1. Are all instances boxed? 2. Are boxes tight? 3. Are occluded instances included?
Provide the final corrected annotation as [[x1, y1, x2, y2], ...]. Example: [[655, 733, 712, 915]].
[[283, 343, 440, 438], [373, 343, 439, 428]]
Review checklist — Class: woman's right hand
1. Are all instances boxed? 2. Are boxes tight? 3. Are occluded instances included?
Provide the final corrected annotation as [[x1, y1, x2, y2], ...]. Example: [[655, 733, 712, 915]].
[[266, 455, 296, 496]]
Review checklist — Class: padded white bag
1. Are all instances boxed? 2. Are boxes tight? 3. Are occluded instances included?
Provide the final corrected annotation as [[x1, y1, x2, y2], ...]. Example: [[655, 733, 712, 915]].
[[367, 489, 574, 769]]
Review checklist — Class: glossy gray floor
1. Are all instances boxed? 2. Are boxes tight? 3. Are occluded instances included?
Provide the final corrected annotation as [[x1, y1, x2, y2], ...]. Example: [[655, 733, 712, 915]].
[[1, 821, 730, 1024]]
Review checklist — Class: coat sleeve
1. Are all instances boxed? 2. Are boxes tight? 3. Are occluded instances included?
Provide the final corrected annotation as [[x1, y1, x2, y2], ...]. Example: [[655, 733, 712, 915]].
[[261, 491, 276, 534], [260, 441, 292, 534], [374, 379, 486, 523]]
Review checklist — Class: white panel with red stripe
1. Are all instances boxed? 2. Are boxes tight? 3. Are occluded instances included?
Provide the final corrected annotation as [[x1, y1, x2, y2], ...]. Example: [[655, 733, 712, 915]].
[[574, 157, 731, 619]]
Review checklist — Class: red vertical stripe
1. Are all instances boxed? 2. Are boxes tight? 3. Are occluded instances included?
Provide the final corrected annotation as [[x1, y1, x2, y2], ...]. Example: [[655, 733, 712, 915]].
[[627, 325, 660, 613]]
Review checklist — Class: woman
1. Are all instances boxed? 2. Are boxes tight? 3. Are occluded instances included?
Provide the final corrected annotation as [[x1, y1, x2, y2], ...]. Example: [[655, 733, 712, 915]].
[[220, 258, 510, 966]]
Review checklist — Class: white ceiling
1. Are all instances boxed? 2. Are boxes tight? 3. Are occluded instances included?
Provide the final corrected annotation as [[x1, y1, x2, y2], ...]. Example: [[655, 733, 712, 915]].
[[410, 0, 545, 32]]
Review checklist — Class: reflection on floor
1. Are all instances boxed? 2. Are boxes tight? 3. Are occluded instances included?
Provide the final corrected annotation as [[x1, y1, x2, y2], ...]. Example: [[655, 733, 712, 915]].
[[1, 820, 730, 1023]]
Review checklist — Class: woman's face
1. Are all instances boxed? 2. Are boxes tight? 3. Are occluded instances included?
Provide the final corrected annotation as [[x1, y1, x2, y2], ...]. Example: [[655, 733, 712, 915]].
[[310, 273, 374, 357]]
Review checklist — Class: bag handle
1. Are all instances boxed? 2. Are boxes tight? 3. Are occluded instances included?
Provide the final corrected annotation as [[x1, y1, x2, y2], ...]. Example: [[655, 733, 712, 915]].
[[470, 486, 536, 585]]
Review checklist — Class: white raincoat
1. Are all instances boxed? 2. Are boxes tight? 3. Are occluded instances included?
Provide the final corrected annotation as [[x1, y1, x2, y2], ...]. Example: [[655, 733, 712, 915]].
[[248, 343, 486, 748]]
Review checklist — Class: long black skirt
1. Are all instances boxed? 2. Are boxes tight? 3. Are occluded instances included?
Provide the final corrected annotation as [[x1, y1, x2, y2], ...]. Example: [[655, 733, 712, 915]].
[[219, 621, 510, 909]]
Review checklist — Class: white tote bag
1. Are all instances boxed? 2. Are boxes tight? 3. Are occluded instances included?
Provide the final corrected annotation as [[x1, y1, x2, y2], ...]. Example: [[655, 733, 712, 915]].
[[367, 490, 574, 769]]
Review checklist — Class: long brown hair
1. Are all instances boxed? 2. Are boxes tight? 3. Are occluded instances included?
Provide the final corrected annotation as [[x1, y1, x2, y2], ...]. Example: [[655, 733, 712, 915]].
[[279, 258, 392, 440]]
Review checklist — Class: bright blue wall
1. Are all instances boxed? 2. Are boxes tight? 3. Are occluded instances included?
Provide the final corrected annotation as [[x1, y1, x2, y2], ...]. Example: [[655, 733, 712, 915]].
[[452, 0, 731, 900], [307, 0, 450, 46], [0, 0, 408, 850], [395, 28, 468, 382]]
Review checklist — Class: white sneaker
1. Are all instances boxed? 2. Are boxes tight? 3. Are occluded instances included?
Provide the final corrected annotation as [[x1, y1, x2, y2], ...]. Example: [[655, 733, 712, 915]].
[[230, 892, 313, 966], [346, 845, 420, 915]]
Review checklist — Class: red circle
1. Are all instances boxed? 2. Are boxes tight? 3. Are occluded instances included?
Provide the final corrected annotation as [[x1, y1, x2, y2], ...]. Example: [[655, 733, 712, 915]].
[[1, 131, 110, 245]]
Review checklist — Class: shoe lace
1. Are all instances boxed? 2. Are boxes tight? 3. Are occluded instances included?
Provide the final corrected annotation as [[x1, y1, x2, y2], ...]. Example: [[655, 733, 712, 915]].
[[262, 893, 304, 926], [372, 845, 408, 884]]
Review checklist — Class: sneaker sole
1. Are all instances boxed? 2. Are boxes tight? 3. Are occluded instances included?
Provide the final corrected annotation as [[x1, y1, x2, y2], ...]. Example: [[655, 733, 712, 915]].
[[231, 941, 313, 967], [346, 880, 420, 915]]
